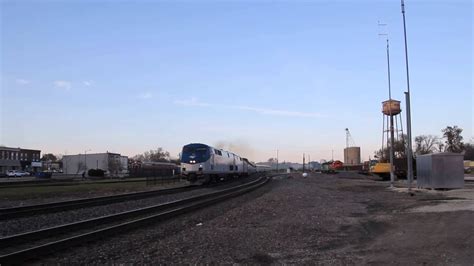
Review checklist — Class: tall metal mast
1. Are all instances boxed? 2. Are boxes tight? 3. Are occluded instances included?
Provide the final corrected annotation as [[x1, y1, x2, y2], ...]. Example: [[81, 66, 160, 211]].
[[401, 0, 413, 191], [379, 22, 396, 187], [386, 38, 396, 187]]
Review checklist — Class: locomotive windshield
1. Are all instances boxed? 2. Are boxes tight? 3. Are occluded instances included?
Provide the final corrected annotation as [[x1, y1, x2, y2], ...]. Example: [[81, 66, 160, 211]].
[[181, 144, 211, 163]]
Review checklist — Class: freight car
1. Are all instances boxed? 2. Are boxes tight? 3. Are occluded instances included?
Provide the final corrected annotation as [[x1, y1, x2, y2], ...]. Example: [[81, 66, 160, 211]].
[[129, 161, 180, 177], [180, 143, 256, 185]]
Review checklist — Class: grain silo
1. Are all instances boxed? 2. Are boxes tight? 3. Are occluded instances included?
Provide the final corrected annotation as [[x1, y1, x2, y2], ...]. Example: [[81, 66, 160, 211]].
[[344, 147, 361, 165], [344, 129, 361, 165]]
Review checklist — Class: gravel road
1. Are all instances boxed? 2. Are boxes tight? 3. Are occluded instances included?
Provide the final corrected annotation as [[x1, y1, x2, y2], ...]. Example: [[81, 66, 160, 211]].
[[28, 172, 474, 264]]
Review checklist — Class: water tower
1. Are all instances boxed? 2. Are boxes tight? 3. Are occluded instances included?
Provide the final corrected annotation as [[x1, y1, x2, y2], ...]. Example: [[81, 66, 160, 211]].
[[382, 99, 403, 159]]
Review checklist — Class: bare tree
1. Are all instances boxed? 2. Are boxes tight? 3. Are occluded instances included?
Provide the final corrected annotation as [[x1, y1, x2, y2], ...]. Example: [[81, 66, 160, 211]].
[[133, 147, 170, 162], [108, 158, 123, 176], [375, 134, 408, 160], [267, 158, 277, 164], [76, 161, 85, 174], [437, 142, 445, 153], [415, 135, 440, 155], [41, 153, 58, 162]]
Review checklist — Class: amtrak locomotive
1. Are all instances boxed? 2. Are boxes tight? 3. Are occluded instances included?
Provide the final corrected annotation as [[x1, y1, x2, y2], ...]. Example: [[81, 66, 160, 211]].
[[180, 143, 256, 184]]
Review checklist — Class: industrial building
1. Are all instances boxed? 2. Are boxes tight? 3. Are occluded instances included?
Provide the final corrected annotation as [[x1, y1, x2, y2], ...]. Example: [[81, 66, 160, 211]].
[[62, 152, 128, 176]]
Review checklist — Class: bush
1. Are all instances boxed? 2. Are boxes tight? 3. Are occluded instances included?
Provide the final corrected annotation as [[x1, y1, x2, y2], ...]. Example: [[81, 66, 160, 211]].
[[88, 169, 105, 177]]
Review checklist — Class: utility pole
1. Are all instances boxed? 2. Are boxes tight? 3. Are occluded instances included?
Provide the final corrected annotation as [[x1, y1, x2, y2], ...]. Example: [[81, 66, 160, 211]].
[[308, 154, 311, 171], [84, 149, 91, 173], [303, 153, 305, 172], [401, 0, 413, 191], [276, 149, 279, 173], [387, 38, 396, 188]]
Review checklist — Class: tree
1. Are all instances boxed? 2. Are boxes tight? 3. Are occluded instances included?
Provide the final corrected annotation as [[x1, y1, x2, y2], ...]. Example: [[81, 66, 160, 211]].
[[108, 158, 123, 175], [133, 147, 170, 162], [76, 161, 85, 174], [442, 126, 464, 153], [41, 153, 58, 162], [414, 135, 440, 155], [464, 142, 474, 160], [374, 134, 408, 160], [267, 158, 277, 164]]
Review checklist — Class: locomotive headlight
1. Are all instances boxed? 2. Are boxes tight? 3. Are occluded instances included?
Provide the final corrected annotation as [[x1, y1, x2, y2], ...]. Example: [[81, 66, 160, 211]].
[[199, 164, 203, 168]]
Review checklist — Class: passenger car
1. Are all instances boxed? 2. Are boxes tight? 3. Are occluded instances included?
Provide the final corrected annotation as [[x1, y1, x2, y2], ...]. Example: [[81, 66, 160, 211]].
[[6, 170, 30, 177]]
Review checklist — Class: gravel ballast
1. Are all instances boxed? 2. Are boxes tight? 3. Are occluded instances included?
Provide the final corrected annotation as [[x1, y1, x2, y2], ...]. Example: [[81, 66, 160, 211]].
[[0, 176, 259, 237], [28, 173, 474, 264]]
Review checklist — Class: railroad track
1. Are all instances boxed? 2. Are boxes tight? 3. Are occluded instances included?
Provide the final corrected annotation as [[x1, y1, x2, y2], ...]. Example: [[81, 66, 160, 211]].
[[0, 176, 269, 264], [0, 185, 196, 220], [0, 178, 150, 189]]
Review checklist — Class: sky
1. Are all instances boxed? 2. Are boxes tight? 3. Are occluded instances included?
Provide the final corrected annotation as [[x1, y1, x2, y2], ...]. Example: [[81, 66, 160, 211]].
[[1, 0, 472, 163]]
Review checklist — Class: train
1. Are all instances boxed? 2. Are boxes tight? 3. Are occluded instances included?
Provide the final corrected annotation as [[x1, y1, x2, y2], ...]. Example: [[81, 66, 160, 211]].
[[180, 143, 257, 184], [129, 161, 179, 177]]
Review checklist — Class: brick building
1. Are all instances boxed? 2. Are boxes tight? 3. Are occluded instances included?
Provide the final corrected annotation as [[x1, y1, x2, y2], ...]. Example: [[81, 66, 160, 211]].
[[0, 146, 41, 174]]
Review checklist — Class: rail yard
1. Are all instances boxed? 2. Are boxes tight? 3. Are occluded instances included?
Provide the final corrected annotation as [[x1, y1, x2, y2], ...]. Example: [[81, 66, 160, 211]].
[[2, 0, 472, 264], [0, 172, 473, 264]]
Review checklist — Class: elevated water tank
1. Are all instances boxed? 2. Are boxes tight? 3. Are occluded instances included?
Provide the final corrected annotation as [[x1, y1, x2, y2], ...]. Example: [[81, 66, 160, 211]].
[[344, 147, 361, 165], [382, 99, 401, 116]]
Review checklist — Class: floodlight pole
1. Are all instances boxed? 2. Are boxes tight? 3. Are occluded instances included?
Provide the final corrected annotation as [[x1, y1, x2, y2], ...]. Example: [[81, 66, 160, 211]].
[[276, 149, 279, 172], [386, 38, 396, 188], [401, 0, 413, 191]]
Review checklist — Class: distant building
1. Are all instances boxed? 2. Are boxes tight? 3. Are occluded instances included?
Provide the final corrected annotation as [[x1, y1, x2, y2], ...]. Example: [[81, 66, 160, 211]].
[[308, 161, 321, 171], [62, 152, 128, 176], [0, 146, 41, 174], [256, 164, 272, 172], [42, 161, 63, 172]]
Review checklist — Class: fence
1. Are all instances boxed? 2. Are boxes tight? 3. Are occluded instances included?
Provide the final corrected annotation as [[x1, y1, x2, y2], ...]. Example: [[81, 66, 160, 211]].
[[145, 176, 182, 186]]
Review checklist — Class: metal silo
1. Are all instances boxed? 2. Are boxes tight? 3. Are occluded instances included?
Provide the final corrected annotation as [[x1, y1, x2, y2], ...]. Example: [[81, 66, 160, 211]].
[[344, 147, 361, 166]]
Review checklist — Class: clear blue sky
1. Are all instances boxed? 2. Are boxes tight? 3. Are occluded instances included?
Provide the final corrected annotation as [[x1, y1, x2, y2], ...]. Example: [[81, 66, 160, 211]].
[[1, 0, 472, 162]]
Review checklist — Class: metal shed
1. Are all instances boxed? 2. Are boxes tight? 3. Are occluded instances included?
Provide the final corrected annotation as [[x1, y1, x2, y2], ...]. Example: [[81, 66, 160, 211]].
[[416, 153, 464, 189]]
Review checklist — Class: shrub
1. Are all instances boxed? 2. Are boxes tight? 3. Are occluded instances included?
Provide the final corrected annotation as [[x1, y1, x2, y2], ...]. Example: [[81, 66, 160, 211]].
[[88, 169, 105, 177]]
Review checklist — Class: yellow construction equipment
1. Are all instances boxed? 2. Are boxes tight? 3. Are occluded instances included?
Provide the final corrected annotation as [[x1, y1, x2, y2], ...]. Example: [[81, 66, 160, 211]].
[[370, 162, 391, 179]]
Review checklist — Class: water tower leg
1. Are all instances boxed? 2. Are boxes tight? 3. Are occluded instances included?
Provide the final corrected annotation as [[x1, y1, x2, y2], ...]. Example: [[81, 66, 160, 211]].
[[389, 114, 396, 186]]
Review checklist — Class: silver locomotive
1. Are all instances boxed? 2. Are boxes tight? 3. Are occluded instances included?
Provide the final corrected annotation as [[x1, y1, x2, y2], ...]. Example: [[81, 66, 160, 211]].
[[180, 143, 256, 184]]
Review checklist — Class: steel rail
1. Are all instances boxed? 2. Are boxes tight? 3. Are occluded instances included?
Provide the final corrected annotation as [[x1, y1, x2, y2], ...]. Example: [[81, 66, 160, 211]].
[[0, 178, 151, 189], [0, 176, 269, 264], [0, 185, 196, 220]]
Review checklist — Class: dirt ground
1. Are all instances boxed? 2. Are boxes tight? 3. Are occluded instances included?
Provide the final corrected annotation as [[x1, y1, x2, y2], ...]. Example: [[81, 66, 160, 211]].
[[36, 172, 474, 265], [293, 172, 474, 265]]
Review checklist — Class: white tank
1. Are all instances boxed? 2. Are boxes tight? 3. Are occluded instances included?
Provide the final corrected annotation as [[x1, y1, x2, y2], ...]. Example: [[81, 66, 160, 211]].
[[344, 147, 361, 165]]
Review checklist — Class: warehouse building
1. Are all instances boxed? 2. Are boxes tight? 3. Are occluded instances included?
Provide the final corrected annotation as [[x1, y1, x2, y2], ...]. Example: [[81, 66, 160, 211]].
[[62, 152, 128, 177]]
